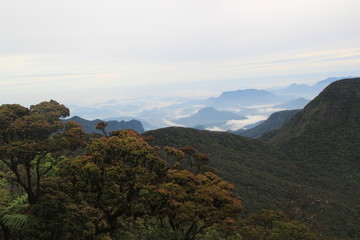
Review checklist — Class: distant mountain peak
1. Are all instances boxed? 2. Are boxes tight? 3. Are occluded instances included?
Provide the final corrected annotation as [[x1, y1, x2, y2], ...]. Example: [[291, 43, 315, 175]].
[[208, 88, 292, 109], [63, 116, 145, 134], [173, 107, 246, 128], [197, 107, 217, 112], [269, 76, 359, 99], [219, 88, 274, 97], [314, 76, 357, 87]]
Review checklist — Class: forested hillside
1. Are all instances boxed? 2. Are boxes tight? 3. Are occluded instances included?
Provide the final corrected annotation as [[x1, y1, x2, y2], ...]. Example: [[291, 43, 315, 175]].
[[1, 78, 359, 239], [144, 127, 294, 213], [0, 100, 320, 240], [145, 78, 360, 239], [262, 78, 360, 238]]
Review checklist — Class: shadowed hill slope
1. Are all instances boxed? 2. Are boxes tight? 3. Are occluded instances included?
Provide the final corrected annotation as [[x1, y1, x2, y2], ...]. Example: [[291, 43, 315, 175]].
[[235, 109, 300, 138], [263, 78, 360, 145], [144, 127, 299, 215], [262, 78, 360, 238], [143, 79, 360, 238]]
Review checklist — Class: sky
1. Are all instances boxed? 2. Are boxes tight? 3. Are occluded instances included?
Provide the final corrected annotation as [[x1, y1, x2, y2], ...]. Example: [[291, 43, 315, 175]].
[[1, 0, 360, 106]]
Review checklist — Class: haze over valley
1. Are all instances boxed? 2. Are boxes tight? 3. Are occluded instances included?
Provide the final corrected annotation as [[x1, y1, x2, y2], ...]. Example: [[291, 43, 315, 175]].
[[1, 1, 360, 239], [67, 76, 356, 132]]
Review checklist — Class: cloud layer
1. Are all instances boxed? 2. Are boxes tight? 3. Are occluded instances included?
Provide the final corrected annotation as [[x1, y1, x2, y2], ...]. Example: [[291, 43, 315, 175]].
[[1, 0, 360, 105]]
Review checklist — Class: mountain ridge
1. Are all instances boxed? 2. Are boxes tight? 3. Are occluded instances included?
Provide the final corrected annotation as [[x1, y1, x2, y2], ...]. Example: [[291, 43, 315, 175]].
[[262, 78, 360, 238], [173, 107, 246, 128], [143, 78, 360, 238], [63, 116, 145, 134], [235, 109, 300, 138], [207, 88, 292, 108]]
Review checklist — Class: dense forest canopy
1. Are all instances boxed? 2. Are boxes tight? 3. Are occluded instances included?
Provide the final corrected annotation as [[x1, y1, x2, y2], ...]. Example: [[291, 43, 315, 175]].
[[1, 82, 358, 240], [0, 101, 242, 240]]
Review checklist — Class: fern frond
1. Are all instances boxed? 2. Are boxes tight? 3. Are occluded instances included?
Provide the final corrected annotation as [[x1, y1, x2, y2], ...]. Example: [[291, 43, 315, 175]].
[[1, 214, 29, 229], [5, 194, 28, 211]]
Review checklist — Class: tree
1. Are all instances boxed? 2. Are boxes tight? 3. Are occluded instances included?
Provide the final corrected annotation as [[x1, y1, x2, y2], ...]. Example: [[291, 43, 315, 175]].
[[154, 170, 242, 240], [164, 145, 212, 174], [0, 112, 244, 240], [0, 100, 85, 205], [56, 129, 167, 237], [96, 121, 109, 137], [179, 146, 210, 174], [32, 128, 243, 240]]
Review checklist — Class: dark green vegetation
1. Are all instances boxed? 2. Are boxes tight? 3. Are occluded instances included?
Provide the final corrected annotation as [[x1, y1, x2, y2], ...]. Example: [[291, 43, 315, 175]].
[[1, 78, 359, 239], [0, 101, 243, 240], [262, 78, 360, 238], [63, 116, 145, 134], [145, 78, 360, 239], [1, 101, 320, 240], [234, 109, 300, 138], [144, 127, 293, 214]]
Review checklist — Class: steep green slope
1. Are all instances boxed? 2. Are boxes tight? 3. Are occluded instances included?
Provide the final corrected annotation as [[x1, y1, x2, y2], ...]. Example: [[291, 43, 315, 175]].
[[144, 127, 299, 215], [142, 79, 360, 239], [262, 78, 360, 238], [236, 109, 300, 138], [262, 78, 360, 186], [263, 78, 360, 145]]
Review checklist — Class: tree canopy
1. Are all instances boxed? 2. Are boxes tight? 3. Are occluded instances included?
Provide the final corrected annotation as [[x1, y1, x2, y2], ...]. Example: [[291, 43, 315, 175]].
[[0, 104, 246, 240], [0, 100, 85, 205]]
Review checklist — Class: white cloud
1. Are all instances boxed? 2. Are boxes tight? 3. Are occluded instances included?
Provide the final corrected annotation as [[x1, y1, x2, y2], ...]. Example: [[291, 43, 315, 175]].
[[258, 108, 286, 113], [225, 115, 269, 131], [205, 126, 225, 132], [163, 120, 184, 127]]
